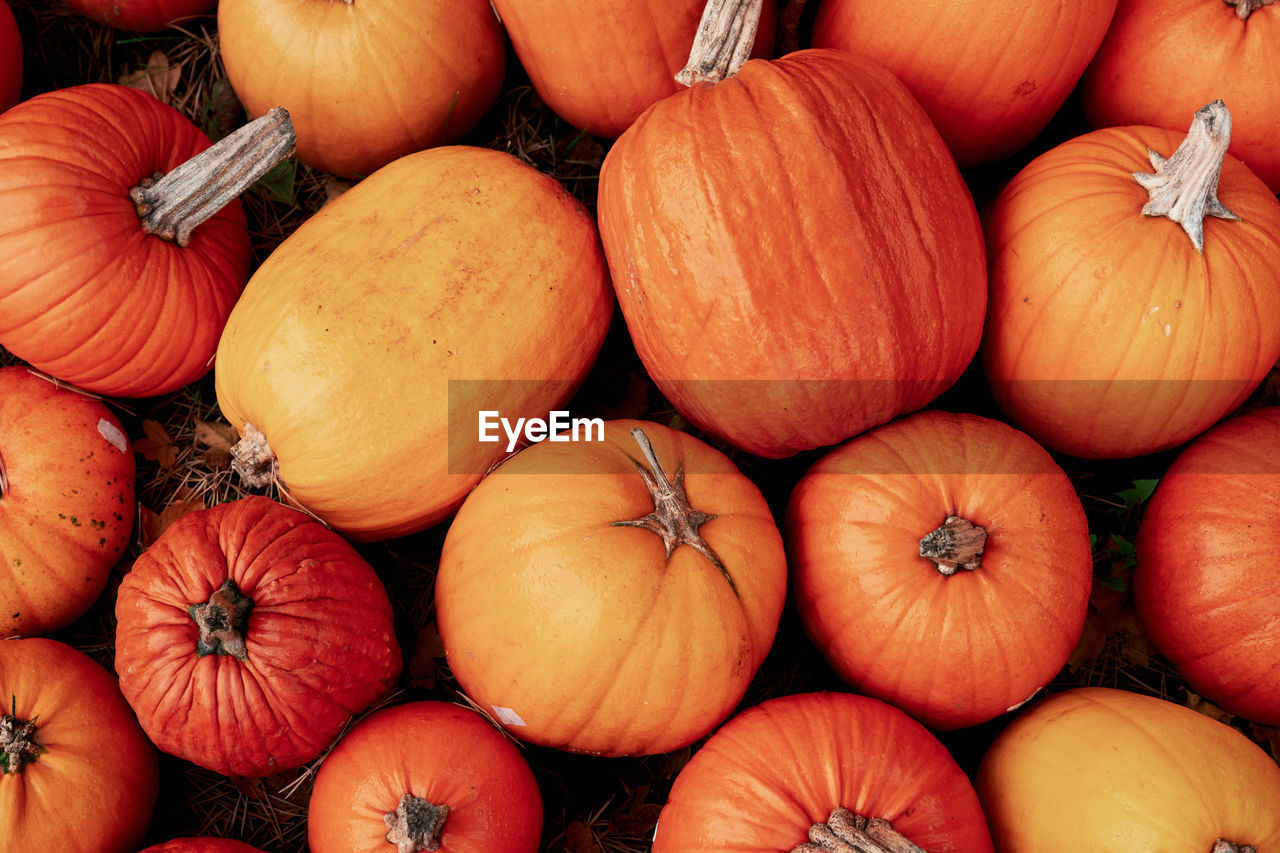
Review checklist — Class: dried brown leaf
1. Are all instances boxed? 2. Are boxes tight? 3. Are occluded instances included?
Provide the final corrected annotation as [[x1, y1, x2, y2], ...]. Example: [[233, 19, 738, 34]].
[[1184, 691, 1234, 726], [118, 50, 182, 106], [323, 177, 352, 207], [406, 622, 446, 690], [195, 419, 240, 470], [563, 821, 600, 853], [136, 419, 178, 469], [1066, 611, 1107, 674]]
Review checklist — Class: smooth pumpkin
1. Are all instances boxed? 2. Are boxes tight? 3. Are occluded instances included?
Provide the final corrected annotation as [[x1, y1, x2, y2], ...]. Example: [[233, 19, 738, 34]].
[[308, 701, 542, 853], [786, 411, 1093, 730], [977, 687, 1280, 852], [114, 496, 402, 778], [982, 101, 1280, 458], [0, 0, 20, 112], [215, 145, 613, 540], [0, 637, 158, 853], [0, 367, 135, 637], [1135, 406, 1280, 725], [812, 0, 1117, 166], [435, 420, 786, 756], [62, 0, 214, 31], [219, 0, 505, 178], [140, 840, 267, 853], [652, 692, 994, 852], [491, 0, 776, 138]]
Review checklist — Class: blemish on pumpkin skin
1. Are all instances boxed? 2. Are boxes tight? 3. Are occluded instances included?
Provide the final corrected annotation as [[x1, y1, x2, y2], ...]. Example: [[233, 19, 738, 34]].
[[1014, 80, 1037, 97]]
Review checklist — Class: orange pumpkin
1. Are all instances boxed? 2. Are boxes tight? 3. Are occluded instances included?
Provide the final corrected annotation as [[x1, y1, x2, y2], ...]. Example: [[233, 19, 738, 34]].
[[218, 0, 505, 178], [0, 0, 20, 112], [0, 637, 158, 853], [62, 0, 213, 31], [1135, 406, 1280, 725], [492, 0, 777, 138], [812, 0, 1117, 166], [0, 367, 135, 637], [215, 145, 613, 540], [977, 687, 1280, 851], [140, 840, 266, 853], [982, 101, 1280, 458], [786, 411, 1093, 730], [435, 420, 787, 756]]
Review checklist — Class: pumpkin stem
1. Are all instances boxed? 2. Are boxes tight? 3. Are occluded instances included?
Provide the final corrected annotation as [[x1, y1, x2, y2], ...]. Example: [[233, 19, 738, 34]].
[[792, 807, 926, 853], [0, 450, 8, 498], [919, 516, 986, 576], [0, 706, 46, 775], [131, 107, 296, 248], [384, 793, 450, 853], [189, 578, 255, 662], [612, 427, 737, 596], [1212, 842, 1258, 853], [1132, 99, 1239, 253], [1225, 0, 1275, 19], [230, 421, 278, 489], [676, 0, 764, 86]]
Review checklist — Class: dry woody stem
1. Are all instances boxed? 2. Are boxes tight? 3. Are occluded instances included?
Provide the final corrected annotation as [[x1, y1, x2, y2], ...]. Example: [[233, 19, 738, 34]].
[[189, 577, 255, 661], [230, 421, 278, 489], [384, 793, 450, 853], [919, 516, 986, 575], [676, 0, 764, 86], [0, 703, 46, 775], [1225, 0, 1275, 19], [1212, 842, 1258, 853], [792, 807, 926, 853]]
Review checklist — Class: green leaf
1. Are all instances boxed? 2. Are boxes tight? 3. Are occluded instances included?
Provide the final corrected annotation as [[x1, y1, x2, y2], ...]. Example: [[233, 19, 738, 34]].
[[1111, 478, 1159, 513], [1099, 573, 1128, 591], [252, 159, 297, 205], [1107, 534, 1136, 557]]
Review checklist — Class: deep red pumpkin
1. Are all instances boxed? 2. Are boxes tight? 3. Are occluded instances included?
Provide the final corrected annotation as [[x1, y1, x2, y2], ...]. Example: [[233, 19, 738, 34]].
[[0, 0, 20, 112], [114, 496, 402, 778], [62, 0, 214, 31], [140, 840, 267, 853]]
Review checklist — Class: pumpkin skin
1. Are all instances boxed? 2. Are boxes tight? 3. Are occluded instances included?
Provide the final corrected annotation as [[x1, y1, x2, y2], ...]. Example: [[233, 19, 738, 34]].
[[492, 0, 777, 138], [1080, 0, 1280, 192], [0, 367, 135, 637], [308, 701, 543, 853], [597, 49, 987, 459], [812, 0, 1117, 166], [140, 840, 267, 853], [977, 687, 1280, 852], [0, 0, 20, 112], [982, 123, 1280, 459], [0, 84, 248, 397], [215, 146, 613, 540], [218, 0, 505, 178], [114, 496, 402, 778], [0, 637, 158, 853], [62, 0, 214, 32], [653, 692, 994, 852], [435, 419, 787, 756], [1135, 407, 1280, 725], [786, 411, 1092, 730]]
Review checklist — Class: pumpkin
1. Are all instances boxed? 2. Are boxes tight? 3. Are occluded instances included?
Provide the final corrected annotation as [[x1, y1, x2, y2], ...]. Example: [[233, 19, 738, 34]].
[[597, 1, 986, 459], [1080, 0, 1280, 193], [0, 637, 158, 853], [982, 101, 1280, 458], [62, 0, 214, 31], [0, 367, 135, 637], [218, 0, 505, 178], [0, 0, 20, 112], [652, 691, 994, 852], [811, 0, 1117, 166], [215, 145, 612, 540], [1135, 406, 1280, 725], [977, 687, 1280, 852], [0, 84, 294, 397], [140, 840, 266, 853], [786, 411, 1093, 730], [435, 420, 786, 756], [491, 0, 777, 138], [308, 701, 542, 853], [114, 495, 402, 778]]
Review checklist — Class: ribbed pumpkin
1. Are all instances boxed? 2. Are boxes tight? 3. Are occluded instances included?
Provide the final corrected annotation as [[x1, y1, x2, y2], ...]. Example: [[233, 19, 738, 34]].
[[786, 411, 1093, 730], [1081, 0, 1280, 193], [62, 0, 214, 31], [812, 0, 1117, 166], [140, 840, 267, 853], [597, 3, 986, 459], [0, 367, 135, 637], [0, 637, 158, 853], [308, 701, 543, 853], [491, 0, 777, 138], [652, 692, 994, 852], [215, 145, 613, 540], [0, 84, 294, 397], [0, 0, 20, 112], [114, 496, 402, 778], [982, 101, 1280, 458], [1135, 406, 1280, 725], [218, 0, 505, 178], [435, 420, 787, 756], [977, 687, 1280, 852]]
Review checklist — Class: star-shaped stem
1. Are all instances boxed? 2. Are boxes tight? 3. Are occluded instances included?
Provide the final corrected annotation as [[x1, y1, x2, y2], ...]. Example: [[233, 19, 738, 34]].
[[792, 807, 926, 853]]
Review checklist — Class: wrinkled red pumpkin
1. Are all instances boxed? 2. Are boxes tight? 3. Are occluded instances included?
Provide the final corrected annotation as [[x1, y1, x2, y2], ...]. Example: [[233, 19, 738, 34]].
[[0, 0, 20, 112], [653, 692, 994, 852], [62, 0, 214, 31], [114, 496, 402, 778], [0, 367, 135, 637], [1136, 406, 1280, 725], [308, 701, 543, 853], [0, 637, 158, 853], [140, 840, 266, 853]]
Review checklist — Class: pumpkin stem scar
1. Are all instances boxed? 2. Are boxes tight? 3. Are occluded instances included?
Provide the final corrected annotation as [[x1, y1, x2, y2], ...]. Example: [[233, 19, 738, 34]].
[[230, 421, 278, 489], [0, 706, 46, 775], [384, 793, 450, 853], [1212, 841, 1258, 853], [612, 427, 738, 597], [1225, 0, 1276, 19], [189, 577, 255, 661], [1132, 100, 1240, 253], [676, 0, 763, 87], [919, 516, 987, 576], [791, 807, 926, 853], [130, 106, 297, 248]]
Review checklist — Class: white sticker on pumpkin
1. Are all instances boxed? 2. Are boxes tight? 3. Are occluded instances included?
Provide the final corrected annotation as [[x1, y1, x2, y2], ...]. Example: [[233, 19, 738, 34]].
[[97, 419, 128, 453], [492, 705, 527, 727]]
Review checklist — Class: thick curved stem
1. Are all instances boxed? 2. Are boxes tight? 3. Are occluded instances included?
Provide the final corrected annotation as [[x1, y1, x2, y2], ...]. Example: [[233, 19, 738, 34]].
[[1, 701, 46, 775], [1225, 0, 1275, 19], [919, 516, 986, 576], [793, 807, 926, 853], [676, 0, 764, 86], [1212, 842, 1258, 853], [189, 578, 255, 661], [384, 793, 450, 853], [131, 107, 295, 247], [230, 422, 278, 489]]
